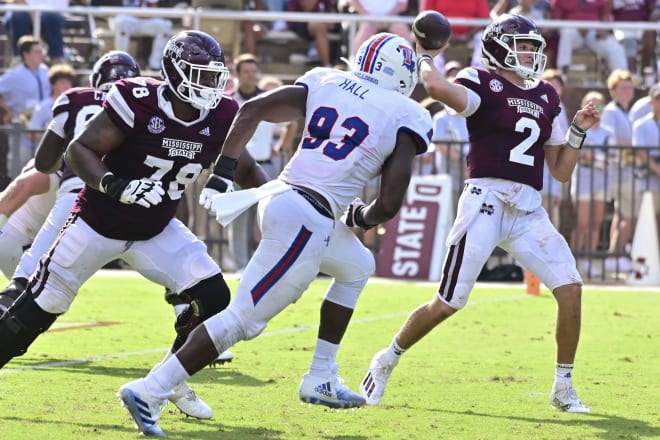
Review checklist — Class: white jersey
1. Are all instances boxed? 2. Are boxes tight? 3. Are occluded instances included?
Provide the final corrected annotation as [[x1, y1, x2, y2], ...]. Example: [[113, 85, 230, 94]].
[[279, 68, 432, 218]]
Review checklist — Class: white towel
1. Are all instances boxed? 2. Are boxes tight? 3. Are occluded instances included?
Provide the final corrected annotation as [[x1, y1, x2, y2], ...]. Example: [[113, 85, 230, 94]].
[[211, 180, 290, 226]]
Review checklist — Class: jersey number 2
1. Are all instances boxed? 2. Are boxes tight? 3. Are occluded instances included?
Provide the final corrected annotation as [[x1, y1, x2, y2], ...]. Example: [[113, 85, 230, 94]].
[[509, 117, 540, 167]]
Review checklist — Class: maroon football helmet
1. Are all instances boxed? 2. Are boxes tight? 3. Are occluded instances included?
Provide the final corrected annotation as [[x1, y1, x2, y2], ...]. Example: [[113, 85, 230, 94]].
[[481, 14, 547, 80], [89, 50, 140, 91], [161, 30, 231, 110]]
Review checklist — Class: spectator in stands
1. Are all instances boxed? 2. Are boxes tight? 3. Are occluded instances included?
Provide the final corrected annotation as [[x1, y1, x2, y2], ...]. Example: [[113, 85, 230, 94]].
[[571, 90, 613, 278], [287, 0, 341, 67], [0, 36, 50, 125], [28, 64, 76, 146], [2, 0, 67, 63], [600, 69, 635, 273], [629, 81, 656, 122], [551, 0, 628, 76], [540, 68, 568, 227], [507, 0, 545, 20], [611, 0, 656, 77], [241, 0, 267, 56], [420, 0, 490, 68], [0, 36, 51, 171], [631, 83, 660, 232], [110, 0, 173, 70], [349, 0, 412, 51]]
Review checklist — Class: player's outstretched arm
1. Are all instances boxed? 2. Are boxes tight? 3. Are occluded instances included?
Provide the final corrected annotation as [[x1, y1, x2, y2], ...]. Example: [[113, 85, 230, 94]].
[[220, 85, 307, 161], [415, 43, 468, 114], [0, 168, 52, 227], [359, 131, 419, 226], [34, 130, 66, 174]]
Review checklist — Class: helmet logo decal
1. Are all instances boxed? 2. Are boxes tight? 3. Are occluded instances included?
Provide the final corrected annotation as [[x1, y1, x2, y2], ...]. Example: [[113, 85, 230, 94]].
[[147, 116, 166, 134], [398, 44, 415, 74]]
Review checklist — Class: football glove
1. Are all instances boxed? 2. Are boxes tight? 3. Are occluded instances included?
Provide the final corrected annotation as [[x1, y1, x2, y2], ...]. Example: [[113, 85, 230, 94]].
[[199, 174, 234, 211], [99, 173, 164, 208], [344, 198, 376, 230]]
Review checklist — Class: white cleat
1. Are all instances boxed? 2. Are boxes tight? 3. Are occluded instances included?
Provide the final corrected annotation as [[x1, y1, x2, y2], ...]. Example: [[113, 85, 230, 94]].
[[117, 379, 166, 437], [359, 348, 399, 405], [169, 381, 213, 419], [209, 350, 233, 368], [299, 364, 365, 409], [551, 381, 591, 413]]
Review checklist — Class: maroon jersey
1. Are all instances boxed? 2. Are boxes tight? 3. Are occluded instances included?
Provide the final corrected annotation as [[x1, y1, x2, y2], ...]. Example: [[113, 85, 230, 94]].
[[455, 68, 561, 190], [51, 87, 107, 183], [72, 77, 239, 240]]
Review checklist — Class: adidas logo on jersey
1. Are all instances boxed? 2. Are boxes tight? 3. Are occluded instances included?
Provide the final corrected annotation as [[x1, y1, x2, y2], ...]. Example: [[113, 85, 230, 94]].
[[313, 382, 333, 397], [199, 127, 211, 136]]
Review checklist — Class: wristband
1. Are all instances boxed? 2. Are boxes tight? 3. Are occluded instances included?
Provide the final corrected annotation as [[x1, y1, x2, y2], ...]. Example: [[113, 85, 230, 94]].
[[566, 123, 586, 150], [99, 172, 115, 193], [416, 54, 434, 72], [355, 205, 377, 230], [212, 155, 238, 180]]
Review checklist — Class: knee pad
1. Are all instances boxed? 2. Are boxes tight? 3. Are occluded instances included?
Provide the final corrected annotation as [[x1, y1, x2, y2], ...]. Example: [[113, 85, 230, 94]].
[[172, 273, 231, 350], [0, 289, 58, 368], [324, 278, 368, 310]]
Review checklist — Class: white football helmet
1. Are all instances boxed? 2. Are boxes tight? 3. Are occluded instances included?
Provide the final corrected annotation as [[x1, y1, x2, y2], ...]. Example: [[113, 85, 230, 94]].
[[352, 33, 417, 97]]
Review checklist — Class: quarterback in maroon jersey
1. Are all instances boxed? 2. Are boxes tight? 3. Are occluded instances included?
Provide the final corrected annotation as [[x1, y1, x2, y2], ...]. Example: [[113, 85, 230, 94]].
[[361, 14, 600, 413], [0, 32, 268, 420]]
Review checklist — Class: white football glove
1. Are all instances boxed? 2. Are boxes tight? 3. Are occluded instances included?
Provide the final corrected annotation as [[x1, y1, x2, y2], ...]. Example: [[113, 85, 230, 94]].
[[99, 173, 164, 208], [343, 197, 376, 230], [118, 179, 165, 208], [199, 174, 234, 211]]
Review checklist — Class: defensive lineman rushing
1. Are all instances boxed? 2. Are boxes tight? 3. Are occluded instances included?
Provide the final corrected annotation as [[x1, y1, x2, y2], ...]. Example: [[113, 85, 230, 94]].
[[360, 14, 598, 413], [0, 32, 267, 415], [117, 32, 432, 436]]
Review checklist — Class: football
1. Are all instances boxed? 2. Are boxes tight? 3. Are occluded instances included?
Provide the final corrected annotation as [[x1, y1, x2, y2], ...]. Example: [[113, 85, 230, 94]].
[[412, 10, 452, 50]]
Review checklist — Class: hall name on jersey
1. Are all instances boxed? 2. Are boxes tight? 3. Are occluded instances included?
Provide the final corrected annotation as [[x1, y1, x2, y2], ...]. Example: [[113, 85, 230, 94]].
[[506, 98, 543, 118], [338, 78, 370, 99], [162, 138, 202, 159]]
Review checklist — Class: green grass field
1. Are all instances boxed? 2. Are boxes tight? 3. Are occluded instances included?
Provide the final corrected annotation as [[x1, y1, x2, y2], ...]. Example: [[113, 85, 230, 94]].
[[1, 272, 659, 440]]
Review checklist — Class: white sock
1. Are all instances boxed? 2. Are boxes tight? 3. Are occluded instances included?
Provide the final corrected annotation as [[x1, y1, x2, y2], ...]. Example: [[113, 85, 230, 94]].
[[144, 355, 190, 399], [308, 339, 339, 375], [391, 338, 406, 358], [555, 363, 574, 383]]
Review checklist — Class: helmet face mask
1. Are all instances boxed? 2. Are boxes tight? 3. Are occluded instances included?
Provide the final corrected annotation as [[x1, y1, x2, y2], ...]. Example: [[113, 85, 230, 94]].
[[89, 50, 140, 91], [162, 31, 231, 111], [352, 33, 417, 97], [481, 14, 547, 80]]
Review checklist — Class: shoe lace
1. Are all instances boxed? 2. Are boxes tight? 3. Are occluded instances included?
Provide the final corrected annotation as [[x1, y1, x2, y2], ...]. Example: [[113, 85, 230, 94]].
[[184, 389, 199, 402]]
